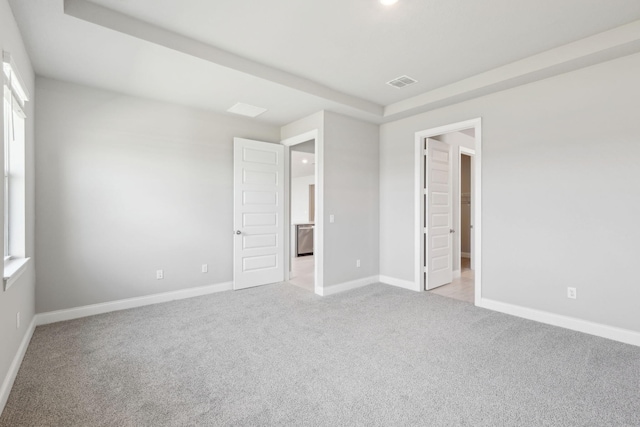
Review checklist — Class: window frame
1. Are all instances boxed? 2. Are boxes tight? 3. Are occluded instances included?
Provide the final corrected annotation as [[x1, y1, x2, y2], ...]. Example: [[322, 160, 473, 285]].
[[3, 91, 25, 261], [2, 51, 30, 290]]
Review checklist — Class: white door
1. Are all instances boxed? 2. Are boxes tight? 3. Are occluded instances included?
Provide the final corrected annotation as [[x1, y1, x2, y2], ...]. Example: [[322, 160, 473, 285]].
[[233, 138, 284, 290], [425, 138, 453, 289]]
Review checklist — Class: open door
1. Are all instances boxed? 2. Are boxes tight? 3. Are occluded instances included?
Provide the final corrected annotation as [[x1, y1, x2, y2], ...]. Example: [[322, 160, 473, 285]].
[[425, 138, 453, 289], [233, 138, 284, 290]]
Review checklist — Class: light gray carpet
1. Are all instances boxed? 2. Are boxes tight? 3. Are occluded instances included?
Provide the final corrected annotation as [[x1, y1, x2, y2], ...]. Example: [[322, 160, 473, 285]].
[[1, 283, 639, 426]]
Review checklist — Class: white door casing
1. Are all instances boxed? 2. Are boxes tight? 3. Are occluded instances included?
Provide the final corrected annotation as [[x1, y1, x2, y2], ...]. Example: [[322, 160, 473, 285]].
[[414, 118, 481, 301], [425, 138, 453, 289], [233, 138, 284, 290], [470, 154, 475, 270]]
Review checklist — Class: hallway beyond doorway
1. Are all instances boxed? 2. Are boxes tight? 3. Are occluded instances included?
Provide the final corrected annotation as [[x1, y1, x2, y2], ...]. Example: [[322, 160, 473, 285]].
[[429, 258, 474, 303], [289, 255, 314, 292]]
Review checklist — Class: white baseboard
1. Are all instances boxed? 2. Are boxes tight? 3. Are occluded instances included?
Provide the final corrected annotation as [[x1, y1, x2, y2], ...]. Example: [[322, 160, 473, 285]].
[[461, 252, 470, 258], [453, 269, 461, 279], [0, 316, 36, 416], [318, 275, 378, 296], [36, 281, 233, 326], [379, 275, 419, 292], [477, 298, 640, 347]]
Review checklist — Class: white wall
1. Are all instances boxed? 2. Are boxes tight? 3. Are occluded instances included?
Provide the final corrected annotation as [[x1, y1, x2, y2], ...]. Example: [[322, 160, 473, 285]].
[[291, 175, 314, 224], [0, 0, 36, 413], [380, 52, 640, 333], [35, 78, 280, 313]]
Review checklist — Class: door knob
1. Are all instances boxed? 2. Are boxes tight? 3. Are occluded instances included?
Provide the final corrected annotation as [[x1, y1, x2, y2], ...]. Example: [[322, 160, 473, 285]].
[[450, 229, 455, 233], [235, 230, 242, 235]]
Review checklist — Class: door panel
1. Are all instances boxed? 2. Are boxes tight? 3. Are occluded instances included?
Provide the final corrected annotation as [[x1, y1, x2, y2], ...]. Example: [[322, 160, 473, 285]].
[[234, 138, 284, 290], [426, 138, 453, 289], [243, 234, 277, 249]]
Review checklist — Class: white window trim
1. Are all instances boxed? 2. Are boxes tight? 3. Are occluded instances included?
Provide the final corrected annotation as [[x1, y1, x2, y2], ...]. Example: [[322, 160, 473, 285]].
[[2, 52, 29, 106], [2, 51, 29, 291], [4, 257, 30, 291]]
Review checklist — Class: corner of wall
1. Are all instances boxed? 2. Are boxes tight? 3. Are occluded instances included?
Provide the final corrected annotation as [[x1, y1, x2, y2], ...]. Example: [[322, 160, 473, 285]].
[[0, 0, 37, 415]]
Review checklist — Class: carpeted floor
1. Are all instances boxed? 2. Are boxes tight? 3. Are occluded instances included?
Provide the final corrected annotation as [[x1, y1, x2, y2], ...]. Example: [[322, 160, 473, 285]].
[[1, 283, 639, 426]]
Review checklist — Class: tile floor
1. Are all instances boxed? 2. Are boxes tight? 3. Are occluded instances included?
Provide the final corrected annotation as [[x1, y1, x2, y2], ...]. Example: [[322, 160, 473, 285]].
[[429, 257, 475, 303], [289, 256, 474, 302], [288, 255, 314, 292]]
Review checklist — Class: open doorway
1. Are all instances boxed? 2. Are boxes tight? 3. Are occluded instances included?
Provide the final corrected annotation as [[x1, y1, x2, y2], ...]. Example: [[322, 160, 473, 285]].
[[288, 140, 316, 292], [430, 146, 475, 302], [415, 119, 481, 304]]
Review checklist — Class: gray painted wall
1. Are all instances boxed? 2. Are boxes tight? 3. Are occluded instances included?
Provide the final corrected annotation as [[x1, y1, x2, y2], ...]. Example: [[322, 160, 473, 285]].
[[380, 52, 640, 332], [323, 111, 380, 287], [0, 0, 36, 407], [281, 111, 380, 289], [35, 78, 280, 313], [281, 111, 323, 141]]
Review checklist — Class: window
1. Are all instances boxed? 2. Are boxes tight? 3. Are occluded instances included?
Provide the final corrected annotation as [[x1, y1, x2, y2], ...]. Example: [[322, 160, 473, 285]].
[[3, 51, 29, 290]]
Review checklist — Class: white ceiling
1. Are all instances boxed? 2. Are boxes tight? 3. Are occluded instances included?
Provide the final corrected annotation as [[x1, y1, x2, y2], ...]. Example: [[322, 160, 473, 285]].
[[291, 152, 315, 179], [8, 0, 640, 125]]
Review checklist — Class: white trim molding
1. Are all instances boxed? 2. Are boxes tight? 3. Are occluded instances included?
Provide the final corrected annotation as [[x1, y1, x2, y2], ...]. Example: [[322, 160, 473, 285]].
[[3, 257, 31, 291], [36, 282, 233, 326], [379, 275, 417, 291], [280, 130, 318, 147], [317, 276, 378, 297], [0, 316, 36, 415], [477, 298, 640, 347]]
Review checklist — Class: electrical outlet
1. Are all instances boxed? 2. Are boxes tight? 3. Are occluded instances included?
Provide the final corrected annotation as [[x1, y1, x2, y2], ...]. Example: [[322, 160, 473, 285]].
[[156, 269, 164, 280], [16, 312, 20, 329], [329, 214, 335, 223], [567, 287, 577, 299], [202, 264, 208, 273], [356, 259, 361, 268]]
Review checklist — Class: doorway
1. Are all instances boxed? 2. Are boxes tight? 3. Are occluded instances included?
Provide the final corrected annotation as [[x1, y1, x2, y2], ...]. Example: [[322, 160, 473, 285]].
[[281, 129, 322, 295], [430, 148, 475, 302], [414, 119, 482, 304], [288, 140, 316, 292]]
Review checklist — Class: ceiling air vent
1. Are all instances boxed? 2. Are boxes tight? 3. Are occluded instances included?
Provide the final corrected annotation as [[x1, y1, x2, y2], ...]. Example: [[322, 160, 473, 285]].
[[227, 102, 267, 118], [386, 75, 417, 88]]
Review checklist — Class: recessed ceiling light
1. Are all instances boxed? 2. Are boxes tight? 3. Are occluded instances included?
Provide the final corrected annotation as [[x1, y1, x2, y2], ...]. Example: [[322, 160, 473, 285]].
[[227, 102, 267, 118], [302, 159, 309, 164], [380, 0, 398, 5]]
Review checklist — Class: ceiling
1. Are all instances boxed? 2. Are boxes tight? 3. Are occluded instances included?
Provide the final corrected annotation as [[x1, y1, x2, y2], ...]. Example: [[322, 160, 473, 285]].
[[291, 152, 315, 179], [8, 0, 640, 125]]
